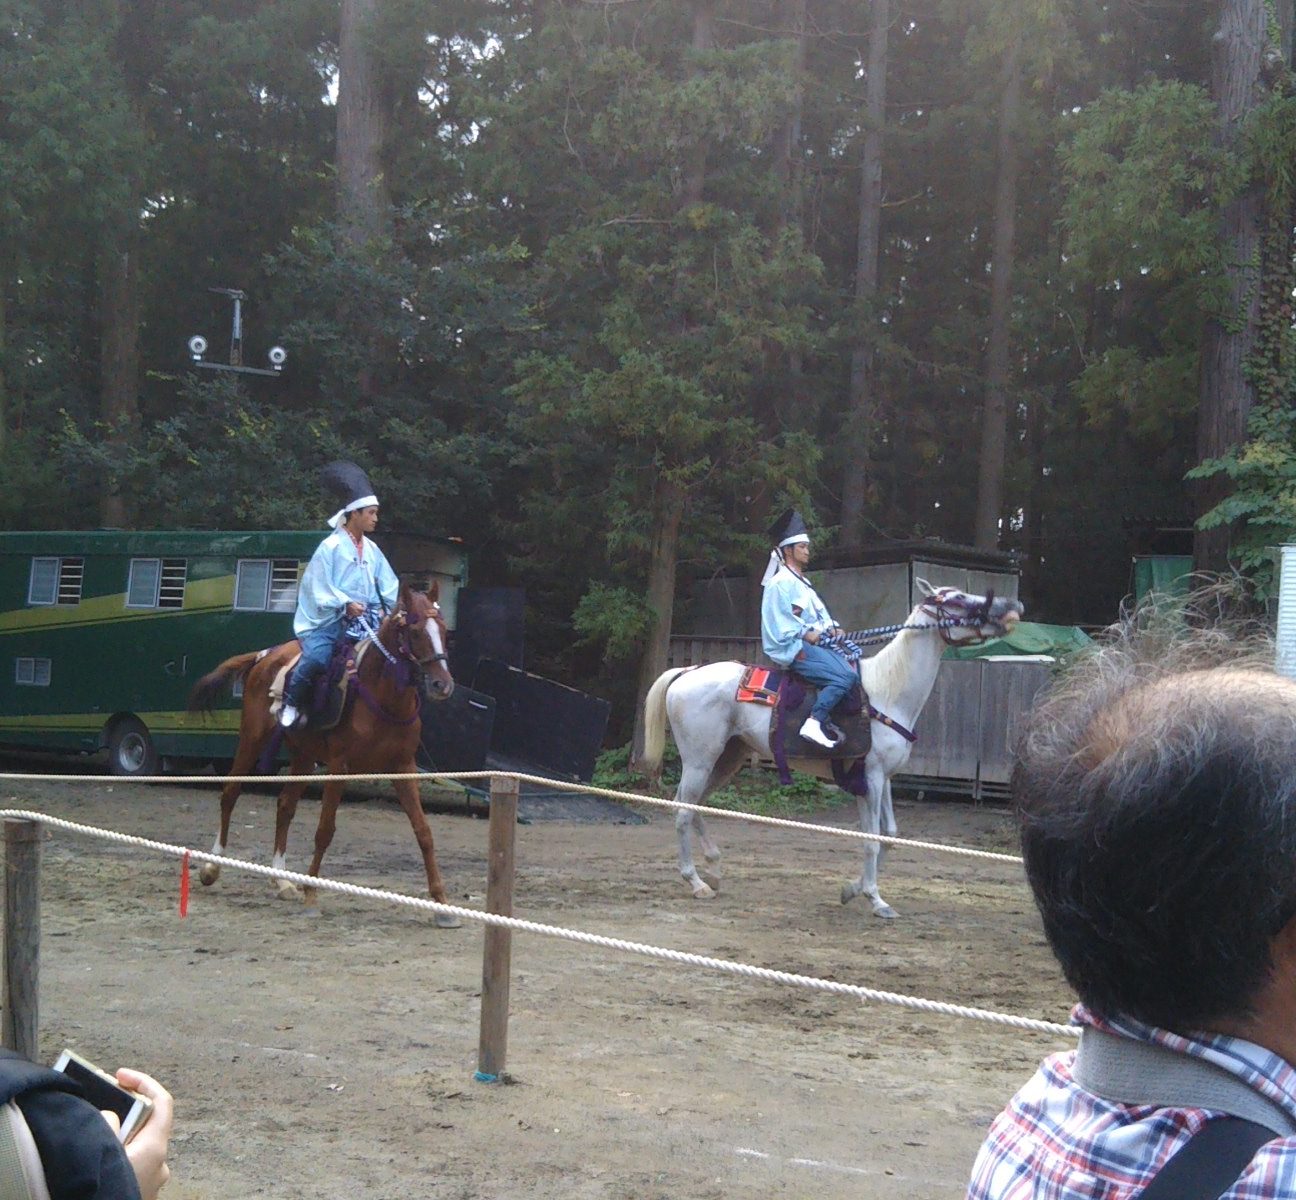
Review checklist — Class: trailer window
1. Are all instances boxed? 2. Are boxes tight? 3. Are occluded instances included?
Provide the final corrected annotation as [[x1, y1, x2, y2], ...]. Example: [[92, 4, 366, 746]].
[[235, 559, 300, 612], [126, 559, 187, 609], [28, 557, 82, 606], [158, 560, 187, 608], [126, 559, 161, 608], [14, 658, 51, 687], [268, 561, 300, 612]]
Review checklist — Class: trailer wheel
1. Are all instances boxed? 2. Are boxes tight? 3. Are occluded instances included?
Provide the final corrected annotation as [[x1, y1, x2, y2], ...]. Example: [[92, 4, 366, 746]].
[[108, 718, 158, 777]]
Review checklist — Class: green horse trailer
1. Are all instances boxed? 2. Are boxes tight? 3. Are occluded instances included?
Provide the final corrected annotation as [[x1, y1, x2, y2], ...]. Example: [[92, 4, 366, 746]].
[[0, 530, 467, 774]]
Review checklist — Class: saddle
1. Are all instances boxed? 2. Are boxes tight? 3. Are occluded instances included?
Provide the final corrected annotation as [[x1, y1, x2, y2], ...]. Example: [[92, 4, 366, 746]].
[[270, 639, 373, 733], [771, 674, 873, 763], [735, 665, 874, 797]]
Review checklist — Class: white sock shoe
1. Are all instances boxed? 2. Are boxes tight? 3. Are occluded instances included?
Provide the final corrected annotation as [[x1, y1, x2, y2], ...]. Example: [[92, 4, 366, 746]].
[[279, 702, 300, 729], [799, 716, 841, 749]]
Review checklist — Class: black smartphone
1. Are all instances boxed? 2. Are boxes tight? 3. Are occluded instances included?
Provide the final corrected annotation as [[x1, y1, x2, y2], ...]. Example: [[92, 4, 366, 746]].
[[52, 1049, 152, 1142]]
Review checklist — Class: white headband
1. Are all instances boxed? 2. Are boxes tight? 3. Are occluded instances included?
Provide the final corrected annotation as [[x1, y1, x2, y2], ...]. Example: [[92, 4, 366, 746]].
[[327, 494, 379, 529], [761, 535, 809, 586]]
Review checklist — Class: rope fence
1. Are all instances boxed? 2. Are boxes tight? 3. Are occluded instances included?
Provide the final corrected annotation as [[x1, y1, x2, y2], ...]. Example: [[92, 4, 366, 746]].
[[0, 795, 1073, 1042], [0, 769, 1025, 866]]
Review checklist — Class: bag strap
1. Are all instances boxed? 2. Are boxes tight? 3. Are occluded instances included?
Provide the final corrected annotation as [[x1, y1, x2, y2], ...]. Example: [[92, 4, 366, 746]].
[[0, 1103, 46, 1200], [1135, 1117, 1274, 1200], [1074, 1027, 1296, 1138], [1073, 1027, 1292, 1200]]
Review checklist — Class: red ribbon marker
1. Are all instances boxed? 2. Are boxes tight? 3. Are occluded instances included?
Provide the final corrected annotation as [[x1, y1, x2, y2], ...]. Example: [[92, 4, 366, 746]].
[[179, 850, 190, 918]]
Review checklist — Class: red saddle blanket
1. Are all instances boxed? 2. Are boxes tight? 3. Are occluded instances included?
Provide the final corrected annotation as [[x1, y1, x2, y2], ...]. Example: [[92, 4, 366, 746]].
[[735, 665, 782, 706]]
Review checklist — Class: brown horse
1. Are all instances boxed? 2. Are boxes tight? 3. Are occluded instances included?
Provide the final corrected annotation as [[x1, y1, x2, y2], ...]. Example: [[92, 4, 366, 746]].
[[186, 581, 459, 924]]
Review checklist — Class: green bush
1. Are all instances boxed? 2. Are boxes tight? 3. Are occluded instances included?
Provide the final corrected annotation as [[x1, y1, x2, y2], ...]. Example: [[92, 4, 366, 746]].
[[594, 742, 850, 818]]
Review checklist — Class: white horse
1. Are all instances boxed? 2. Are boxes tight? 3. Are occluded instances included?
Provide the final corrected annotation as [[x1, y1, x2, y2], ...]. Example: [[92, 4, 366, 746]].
[[641, 581, 1023, 917]]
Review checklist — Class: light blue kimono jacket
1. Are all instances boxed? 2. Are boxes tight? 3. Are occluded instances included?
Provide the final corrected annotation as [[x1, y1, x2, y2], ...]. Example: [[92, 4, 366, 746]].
[[293, 528, 400, 637], [760, 565, 836, 667]]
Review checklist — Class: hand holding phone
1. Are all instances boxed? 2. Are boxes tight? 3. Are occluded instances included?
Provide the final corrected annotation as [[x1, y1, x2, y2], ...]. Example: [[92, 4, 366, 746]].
[[114, 1067, 173, 1200], [52, 1049, 153, 1143]]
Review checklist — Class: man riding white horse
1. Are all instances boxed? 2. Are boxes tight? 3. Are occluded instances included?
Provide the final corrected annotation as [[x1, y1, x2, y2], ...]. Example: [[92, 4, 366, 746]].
[[279, 460, 400, 729], [760, 509, 859, 750]]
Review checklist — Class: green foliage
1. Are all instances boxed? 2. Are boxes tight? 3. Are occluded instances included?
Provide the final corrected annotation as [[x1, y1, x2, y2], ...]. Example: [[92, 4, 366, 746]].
[[6, 0, 1294, 712], [593, 742, 846, 819], [1061, 80, 1231, 286], [573, 585, 654, 662], [1069, 346, 1198, 439]]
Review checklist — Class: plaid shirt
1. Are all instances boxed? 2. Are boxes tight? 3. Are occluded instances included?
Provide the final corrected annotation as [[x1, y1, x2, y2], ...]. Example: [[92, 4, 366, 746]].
[[968, 1006, 1296, 1198]]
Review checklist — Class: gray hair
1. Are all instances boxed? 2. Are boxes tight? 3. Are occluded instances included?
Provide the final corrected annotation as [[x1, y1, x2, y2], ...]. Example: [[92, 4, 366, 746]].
[[1014, 602, 1296, 1030]]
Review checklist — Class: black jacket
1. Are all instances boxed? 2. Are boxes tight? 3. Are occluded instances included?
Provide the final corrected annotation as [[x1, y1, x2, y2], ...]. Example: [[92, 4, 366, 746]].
[[0, 1049, 140, 1199]]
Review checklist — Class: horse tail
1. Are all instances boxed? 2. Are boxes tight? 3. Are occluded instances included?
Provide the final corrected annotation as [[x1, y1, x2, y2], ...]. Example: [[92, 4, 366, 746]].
[[187, 651, 263, 714], [641, 667, 693, 778]]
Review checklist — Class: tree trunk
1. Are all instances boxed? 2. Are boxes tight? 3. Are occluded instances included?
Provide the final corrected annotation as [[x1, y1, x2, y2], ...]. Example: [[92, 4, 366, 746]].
[[631, 480, 686, 768], [1193, 0, 1267, 572], [973, 33, 1022, 551], [337, 0, 390, 246], [98, 244, 140, 529], [745, 0, 808, 634], [770, 0, 807, 229], [682, 0, 715, 207], [1022, 386, 1047, 596], [0, 263, 7, 458], [839, 0, 889, 554]]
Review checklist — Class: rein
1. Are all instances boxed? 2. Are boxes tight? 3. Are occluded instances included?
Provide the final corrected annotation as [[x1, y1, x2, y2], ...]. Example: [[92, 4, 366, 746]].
[[351, 610, 445, 726], [356, 614, 400, 666], [844, 589, 1000, 649], [353, 677, 420, 726], [843, 616, 986, 647]]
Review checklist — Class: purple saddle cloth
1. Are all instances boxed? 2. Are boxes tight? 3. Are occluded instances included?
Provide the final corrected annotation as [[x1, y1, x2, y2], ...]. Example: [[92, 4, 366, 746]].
[[769, 673, 872, 798]]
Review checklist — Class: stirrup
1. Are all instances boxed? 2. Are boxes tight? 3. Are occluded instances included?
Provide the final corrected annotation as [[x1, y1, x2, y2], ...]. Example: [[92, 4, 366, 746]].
[[279, 702, 300, 729]]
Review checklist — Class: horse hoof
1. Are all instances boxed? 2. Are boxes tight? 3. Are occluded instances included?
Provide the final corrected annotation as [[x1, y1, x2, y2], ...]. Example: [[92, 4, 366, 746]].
[[873, 903, 899, 920], [699, 870, 721, 894], [302, 906, 322, 919], [199, 864, 220, 887], [840, 883, 858, 906], [703, 850, 721, 865], [691, 882, 716, 900], [276, 882, 301, 901], [434, 912, 461, 929]]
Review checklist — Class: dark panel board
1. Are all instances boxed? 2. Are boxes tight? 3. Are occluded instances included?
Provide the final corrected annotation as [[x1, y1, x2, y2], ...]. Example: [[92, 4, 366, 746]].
[[418, 686, 496, 773], [473, 658, 610, 781], [453, 588, 525, 679]]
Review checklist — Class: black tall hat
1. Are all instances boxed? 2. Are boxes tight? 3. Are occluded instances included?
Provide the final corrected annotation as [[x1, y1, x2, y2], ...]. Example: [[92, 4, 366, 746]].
[[762, 508, 811, 586], [321, 461, 379, 529], [768, 508, 809, 547]]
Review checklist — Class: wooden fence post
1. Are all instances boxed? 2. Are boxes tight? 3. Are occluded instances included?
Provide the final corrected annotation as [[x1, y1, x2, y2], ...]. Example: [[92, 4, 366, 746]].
[[3, 820, 40, 1061], [476, 774, 518, 1081]]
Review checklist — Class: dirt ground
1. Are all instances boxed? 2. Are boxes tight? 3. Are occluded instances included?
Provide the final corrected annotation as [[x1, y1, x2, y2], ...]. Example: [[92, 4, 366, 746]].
[[0, 767, 1074, 1200]]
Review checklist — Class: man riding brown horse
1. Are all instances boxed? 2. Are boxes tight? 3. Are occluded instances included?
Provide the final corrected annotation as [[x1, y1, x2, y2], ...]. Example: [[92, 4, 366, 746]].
[[279, 461, 401, 729]]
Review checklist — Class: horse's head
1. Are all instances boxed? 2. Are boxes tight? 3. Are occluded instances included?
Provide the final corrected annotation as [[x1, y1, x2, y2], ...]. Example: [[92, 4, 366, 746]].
[[384, 580, 455, 701], [915, 578, 1024, 645]]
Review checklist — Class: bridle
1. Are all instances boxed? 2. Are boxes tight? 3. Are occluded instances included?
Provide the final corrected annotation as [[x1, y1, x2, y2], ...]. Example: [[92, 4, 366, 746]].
[[917, 588, 997, 646], [388, 607, 449, 670], [356, 607, 449, 686], [839, 589, 1001, 649]]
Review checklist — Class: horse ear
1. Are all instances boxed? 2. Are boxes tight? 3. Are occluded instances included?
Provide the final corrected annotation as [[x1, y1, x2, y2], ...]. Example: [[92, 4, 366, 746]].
[[426, 579, 441, 604], [399, 581, 415, 609], [915, 577, 936, 597]]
